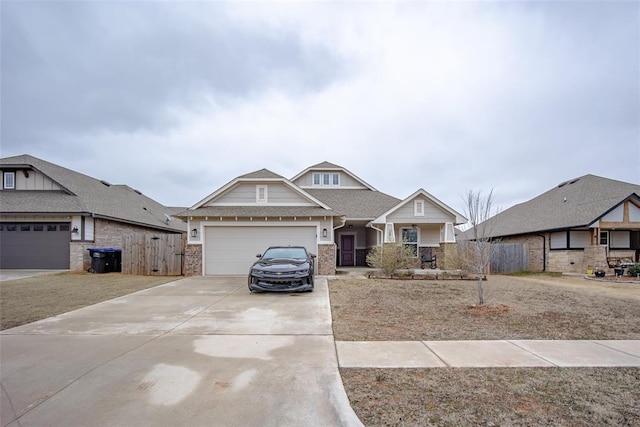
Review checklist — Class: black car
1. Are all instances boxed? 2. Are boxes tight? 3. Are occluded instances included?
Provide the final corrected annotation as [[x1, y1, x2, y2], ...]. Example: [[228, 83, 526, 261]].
[[248, 246, 315, 293]]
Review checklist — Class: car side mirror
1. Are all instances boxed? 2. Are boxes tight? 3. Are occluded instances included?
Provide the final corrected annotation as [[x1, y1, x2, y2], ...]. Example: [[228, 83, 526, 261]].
[[256, 254, 262, 258], [311, 254, 317, 258]]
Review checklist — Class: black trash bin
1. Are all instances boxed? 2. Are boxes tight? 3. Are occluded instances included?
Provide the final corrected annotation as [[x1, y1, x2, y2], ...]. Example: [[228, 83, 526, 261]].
[[88, 248, 122, 273]]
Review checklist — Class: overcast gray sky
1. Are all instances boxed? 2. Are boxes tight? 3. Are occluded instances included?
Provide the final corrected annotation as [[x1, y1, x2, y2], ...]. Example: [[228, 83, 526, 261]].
[[2, 1, 639, 217]]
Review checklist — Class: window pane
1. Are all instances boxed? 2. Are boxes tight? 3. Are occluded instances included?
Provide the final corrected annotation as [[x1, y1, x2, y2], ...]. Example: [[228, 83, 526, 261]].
[[600, 231, 608, 245], [59, 224, 70, 231], [402, 228, 417, 243], [4, 172, 15, 189], [332, 173, 339, 185], [550, 231, 567, 249], [47, 225, 57, 231], [7, 224, 16, 231], [313, 173, 320, 185], [34, 224, 44, 231], [20, 225, 31, 231], [323, 173, 330, 185]]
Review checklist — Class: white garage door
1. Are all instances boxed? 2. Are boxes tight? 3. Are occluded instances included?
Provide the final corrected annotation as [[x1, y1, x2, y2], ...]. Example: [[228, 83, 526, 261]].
[[204, 226, 318, 275]]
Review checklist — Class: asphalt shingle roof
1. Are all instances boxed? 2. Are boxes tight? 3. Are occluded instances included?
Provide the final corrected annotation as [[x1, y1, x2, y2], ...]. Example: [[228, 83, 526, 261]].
[[305, 188, 400, 219], [0, 154, 186, 232], [478, 174, 640, 238]]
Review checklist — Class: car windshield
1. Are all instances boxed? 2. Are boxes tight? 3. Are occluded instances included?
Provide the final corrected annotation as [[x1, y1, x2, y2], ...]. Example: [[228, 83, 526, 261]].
[[262, 247, 308, 260]]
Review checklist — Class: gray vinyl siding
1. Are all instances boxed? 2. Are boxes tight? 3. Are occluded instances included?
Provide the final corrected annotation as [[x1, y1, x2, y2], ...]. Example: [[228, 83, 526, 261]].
[[211, 183, 313, 205], [10, 169, 62, 190], [418, 226, 440, 246], [387, 197, 455, 223]]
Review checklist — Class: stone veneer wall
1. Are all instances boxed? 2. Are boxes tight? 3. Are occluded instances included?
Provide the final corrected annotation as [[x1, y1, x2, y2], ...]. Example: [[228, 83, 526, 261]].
[[317, 243, 336, 275], [184, 244, 203, 276], [548, 250, 585, 273], [582, 245, 608, 273]]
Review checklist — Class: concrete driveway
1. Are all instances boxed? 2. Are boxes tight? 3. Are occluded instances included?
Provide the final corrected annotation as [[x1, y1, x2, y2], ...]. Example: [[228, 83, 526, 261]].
[[0, 276, 363, 427]]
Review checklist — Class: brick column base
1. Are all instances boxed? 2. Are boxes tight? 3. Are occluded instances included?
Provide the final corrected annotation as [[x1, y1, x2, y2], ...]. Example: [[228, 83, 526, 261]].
[[438, 242, 459, 270], [318, 243, 336, 275], [185, 244, 203, 276]]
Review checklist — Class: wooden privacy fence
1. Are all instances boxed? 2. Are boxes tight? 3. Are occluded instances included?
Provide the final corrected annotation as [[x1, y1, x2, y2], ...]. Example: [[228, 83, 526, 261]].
[[490, 242, 528, 274], [122, 233, 185, 275]]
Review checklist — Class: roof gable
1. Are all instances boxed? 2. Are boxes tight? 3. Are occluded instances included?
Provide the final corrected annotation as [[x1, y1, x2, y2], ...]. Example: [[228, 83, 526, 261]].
[[189, 169, 332, 211], [477, 174, 640, 237], [290, 161, 377, 190], [0, 154, 185, 232], [371, 188, 467, 225]]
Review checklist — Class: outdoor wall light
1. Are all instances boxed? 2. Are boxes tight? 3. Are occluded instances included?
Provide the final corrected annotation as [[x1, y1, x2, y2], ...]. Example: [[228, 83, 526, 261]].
[[322, 228, 328, 238], [191, 228, 198, 238], [72, 226, 79, 234]]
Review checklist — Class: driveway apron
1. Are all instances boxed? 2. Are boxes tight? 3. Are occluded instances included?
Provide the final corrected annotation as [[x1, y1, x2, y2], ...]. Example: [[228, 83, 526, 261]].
[[0, 276, 363, 427]]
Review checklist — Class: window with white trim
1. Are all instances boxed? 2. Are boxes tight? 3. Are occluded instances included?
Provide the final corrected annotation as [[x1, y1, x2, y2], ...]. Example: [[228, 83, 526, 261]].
[[414, 200, 424, 216], [3, 172, 15, 189], [256, 185, 267, 203], [312, 172, 341, 187], [401, 227, 418, 257]]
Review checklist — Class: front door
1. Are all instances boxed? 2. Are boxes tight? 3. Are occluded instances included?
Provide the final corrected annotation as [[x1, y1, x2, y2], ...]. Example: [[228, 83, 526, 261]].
[[340, 235, 355, 266]]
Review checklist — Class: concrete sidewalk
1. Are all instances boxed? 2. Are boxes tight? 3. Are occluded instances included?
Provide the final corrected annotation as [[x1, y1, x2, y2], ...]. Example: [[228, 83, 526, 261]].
[[336, 340, 640, 368]]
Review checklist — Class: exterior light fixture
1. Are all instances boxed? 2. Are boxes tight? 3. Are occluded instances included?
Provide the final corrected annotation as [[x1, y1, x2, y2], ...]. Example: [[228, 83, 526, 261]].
[[191, 228, 198, 238], [72, 226, 79, 233], [322, 228, 328, 238]]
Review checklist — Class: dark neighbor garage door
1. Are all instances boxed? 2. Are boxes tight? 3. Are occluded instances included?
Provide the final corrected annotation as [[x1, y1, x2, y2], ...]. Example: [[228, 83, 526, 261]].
[[0, 223, 71, 269]]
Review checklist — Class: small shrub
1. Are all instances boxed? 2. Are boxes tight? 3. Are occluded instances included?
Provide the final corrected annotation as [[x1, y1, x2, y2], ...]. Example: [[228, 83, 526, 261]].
[[627, 263, 640, 277], [366, 243, 415, 276]]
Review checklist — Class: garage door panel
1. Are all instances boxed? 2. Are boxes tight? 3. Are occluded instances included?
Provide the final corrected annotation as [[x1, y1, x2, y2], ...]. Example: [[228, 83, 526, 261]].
[[204, 226, 317, 275], [0, 223, 70, 269]]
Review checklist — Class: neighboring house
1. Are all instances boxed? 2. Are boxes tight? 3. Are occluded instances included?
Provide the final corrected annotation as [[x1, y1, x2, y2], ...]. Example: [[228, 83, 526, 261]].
[[0, 154, 186, 270], [463, 174, 640, 274], [176, 161, 466, 276]]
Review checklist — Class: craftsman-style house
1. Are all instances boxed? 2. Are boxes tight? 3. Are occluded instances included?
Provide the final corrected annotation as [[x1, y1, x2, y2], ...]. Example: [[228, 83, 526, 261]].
[[176, 162, 466, 275]]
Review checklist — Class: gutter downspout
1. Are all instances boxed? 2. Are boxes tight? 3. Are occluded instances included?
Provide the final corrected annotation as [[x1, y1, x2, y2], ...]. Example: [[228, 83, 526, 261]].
[[536, 234, 546, 272], [367, 222, 384, 246]]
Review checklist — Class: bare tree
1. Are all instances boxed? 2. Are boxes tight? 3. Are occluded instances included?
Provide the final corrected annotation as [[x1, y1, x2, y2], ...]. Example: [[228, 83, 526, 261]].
[[459, 189, 497, 306]]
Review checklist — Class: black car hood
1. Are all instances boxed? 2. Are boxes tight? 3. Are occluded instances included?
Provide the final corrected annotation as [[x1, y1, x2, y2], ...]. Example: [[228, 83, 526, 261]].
[[253, 259, 309, 270]]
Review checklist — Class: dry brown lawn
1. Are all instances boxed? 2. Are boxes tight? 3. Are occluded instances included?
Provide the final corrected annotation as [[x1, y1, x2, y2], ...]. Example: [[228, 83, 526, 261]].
[[329, 274, 640, 426], [0, 272, 178, 330]]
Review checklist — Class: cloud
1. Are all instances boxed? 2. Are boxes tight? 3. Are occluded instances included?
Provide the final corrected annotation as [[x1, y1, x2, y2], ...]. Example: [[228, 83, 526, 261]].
[[1, 1, 638, 212]]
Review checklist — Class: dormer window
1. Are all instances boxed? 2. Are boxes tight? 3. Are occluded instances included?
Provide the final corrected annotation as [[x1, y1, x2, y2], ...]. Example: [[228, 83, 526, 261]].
[[256, 185, 267, 203], [3, 172, 15, 189], [312, 172, 340, 187], [414, 200, 424, 216]]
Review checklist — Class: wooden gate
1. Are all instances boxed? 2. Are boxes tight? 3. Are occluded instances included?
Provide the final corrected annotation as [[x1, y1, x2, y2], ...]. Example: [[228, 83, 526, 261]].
[[122, 233, 185, 275], [490, 242, 528, 274]]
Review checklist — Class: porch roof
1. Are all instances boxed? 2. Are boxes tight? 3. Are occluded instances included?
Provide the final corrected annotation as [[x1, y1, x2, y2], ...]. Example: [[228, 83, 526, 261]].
[[305, 189, 400, 220]]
